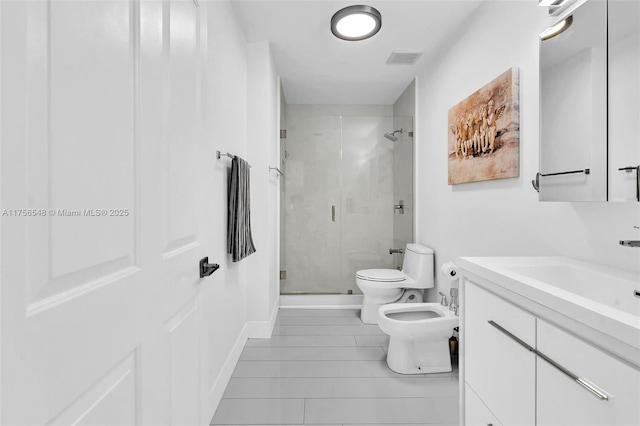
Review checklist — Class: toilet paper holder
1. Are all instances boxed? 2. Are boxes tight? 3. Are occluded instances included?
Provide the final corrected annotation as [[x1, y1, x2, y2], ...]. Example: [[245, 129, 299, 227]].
[[440, 261, 460, 281]]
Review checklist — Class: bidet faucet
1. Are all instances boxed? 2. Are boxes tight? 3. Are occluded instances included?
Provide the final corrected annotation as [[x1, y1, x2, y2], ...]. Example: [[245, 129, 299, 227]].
[[389, 248, 404, 255], [449, 288, 458, 312], [438, 291, 447, 306]]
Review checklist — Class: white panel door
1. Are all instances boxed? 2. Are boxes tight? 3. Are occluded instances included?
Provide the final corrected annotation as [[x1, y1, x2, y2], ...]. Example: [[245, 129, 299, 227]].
[[138, 0, 204, 423], [1, 0, 205, 424]]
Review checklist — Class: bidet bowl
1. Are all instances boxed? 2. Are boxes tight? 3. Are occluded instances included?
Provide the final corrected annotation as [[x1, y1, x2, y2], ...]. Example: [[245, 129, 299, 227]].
[[378, 302, 459, 374], [378, 303, 458, 338]]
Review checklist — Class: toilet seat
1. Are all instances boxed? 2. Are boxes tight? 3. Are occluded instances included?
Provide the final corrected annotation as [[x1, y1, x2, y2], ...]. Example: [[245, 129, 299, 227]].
[[356, 269, 406, 282]]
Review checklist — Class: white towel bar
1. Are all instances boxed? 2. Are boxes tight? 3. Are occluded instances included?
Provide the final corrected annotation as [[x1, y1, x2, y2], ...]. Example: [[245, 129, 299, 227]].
[[216, 150, 251, 168]]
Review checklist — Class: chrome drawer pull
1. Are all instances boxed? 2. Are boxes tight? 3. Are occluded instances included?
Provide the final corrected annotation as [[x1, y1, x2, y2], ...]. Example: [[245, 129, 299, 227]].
[[488, 320, 535, 352], [488, 321, 609, 401], [576, 378, 609, 401], [536, 350, 609, 401]]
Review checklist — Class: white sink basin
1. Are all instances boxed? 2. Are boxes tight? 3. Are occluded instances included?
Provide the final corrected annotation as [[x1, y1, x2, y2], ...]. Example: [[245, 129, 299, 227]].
[[505, 263, 640, 317], [457, 256, 640, 359]]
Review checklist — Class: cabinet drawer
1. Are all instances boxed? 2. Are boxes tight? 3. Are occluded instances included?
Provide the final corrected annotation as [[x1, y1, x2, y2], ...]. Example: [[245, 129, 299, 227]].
[[537, 319, 640, 426], [464, 281, 536, 426], [464, 382, 502, 426]]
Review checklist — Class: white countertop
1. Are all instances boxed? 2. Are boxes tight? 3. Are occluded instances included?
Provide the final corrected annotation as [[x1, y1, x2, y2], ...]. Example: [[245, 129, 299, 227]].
[[456, 256, 640, 362]]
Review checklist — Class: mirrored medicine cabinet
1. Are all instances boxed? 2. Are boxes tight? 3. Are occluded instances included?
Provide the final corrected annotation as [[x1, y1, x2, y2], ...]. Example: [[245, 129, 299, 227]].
[[538, 0, 639, 202]]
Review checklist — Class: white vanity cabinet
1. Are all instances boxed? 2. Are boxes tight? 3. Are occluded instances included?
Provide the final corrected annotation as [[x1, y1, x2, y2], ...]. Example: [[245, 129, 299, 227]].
[[537, 320, 640, 426], [464, 282, 535, 426], [462, 280, 640, 426], [464, 383, 502, 426]]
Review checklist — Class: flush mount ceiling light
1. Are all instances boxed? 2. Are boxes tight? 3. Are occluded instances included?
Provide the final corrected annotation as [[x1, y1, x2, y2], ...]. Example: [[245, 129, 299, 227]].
[[331, 5, 382, 41], [540, 15, 573, 40]]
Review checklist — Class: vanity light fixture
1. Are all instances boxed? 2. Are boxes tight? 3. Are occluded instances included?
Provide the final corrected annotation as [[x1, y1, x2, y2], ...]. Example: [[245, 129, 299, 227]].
[[331, 5, 382, 41], [540, 15, 573, 40]]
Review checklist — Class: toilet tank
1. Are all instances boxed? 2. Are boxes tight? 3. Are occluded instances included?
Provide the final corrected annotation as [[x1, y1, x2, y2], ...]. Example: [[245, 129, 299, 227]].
[[401, 244, 435, 288]]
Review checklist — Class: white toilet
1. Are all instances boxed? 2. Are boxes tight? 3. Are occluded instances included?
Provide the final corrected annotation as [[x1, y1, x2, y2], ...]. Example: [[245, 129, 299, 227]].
[[356, 243, 434, 324], [378, 302, 459, 374]]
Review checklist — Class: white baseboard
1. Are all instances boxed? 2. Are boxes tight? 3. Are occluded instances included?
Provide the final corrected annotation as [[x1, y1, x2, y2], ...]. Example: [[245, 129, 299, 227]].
[[246, 298, 280, 338], [279, 294, 363, 309], [204, 323, 248, 423]]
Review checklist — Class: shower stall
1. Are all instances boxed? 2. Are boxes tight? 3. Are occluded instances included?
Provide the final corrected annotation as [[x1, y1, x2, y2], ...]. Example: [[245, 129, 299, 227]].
[[279, 105, 414, 295]]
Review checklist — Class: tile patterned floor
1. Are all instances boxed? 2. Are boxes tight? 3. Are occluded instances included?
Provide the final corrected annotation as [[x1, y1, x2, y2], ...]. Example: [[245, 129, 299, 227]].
[[211, 308, 459, 425]]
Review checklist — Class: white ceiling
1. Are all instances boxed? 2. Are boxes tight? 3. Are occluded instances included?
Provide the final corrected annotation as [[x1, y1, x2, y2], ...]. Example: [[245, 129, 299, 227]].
[[230, 0, 484, 105]]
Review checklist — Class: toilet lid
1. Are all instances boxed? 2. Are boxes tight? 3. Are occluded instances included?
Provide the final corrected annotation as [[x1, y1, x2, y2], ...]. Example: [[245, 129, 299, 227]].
[[356, 269, 406, 282]]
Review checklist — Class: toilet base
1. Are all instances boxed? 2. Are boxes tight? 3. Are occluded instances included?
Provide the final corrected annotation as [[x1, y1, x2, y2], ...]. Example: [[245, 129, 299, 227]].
[[360, 299, 385, 324], [359, 292, 403, 324], [386, 335, 452, 374]]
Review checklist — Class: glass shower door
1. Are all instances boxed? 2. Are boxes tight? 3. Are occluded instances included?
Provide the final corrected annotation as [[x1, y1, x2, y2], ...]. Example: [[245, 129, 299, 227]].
[[280, 113, 414, 295], [280, 115, 343, 294]]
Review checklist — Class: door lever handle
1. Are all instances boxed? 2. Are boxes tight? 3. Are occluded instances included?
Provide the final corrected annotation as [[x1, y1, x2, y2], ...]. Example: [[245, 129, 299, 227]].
[[620, 240, 640, 248], [199, 257, 220, 278]]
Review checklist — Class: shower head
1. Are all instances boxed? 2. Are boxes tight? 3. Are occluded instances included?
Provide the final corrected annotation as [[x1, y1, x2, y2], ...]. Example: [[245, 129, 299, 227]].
[[384, 129, 404, 142]]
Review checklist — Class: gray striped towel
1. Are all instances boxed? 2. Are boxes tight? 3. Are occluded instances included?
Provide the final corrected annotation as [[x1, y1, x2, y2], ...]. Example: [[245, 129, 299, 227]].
[[227, 155, 256, 262]]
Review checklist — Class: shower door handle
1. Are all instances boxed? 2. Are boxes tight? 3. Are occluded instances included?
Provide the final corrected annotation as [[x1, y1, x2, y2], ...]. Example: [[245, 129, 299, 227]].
[[331, 205, 336, 222]]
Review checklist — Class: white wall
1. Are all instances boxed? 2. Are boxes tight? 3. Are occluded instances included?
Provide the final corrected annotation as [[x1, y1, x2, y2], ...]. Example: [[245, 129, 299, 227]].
[[245, 41, 280, 336], [393, 80, 415, 118], [201, 0, 250, 419], [185, 2, 281, 417], [189, 0, 278, 417], [415, 0, 640, 300]]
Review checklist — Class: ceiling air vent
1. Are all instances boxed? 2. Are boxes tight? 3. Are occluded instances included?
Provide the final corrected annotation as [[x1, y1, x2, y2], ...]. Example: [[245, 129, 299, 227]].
[[386, 51, 422, 65]]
